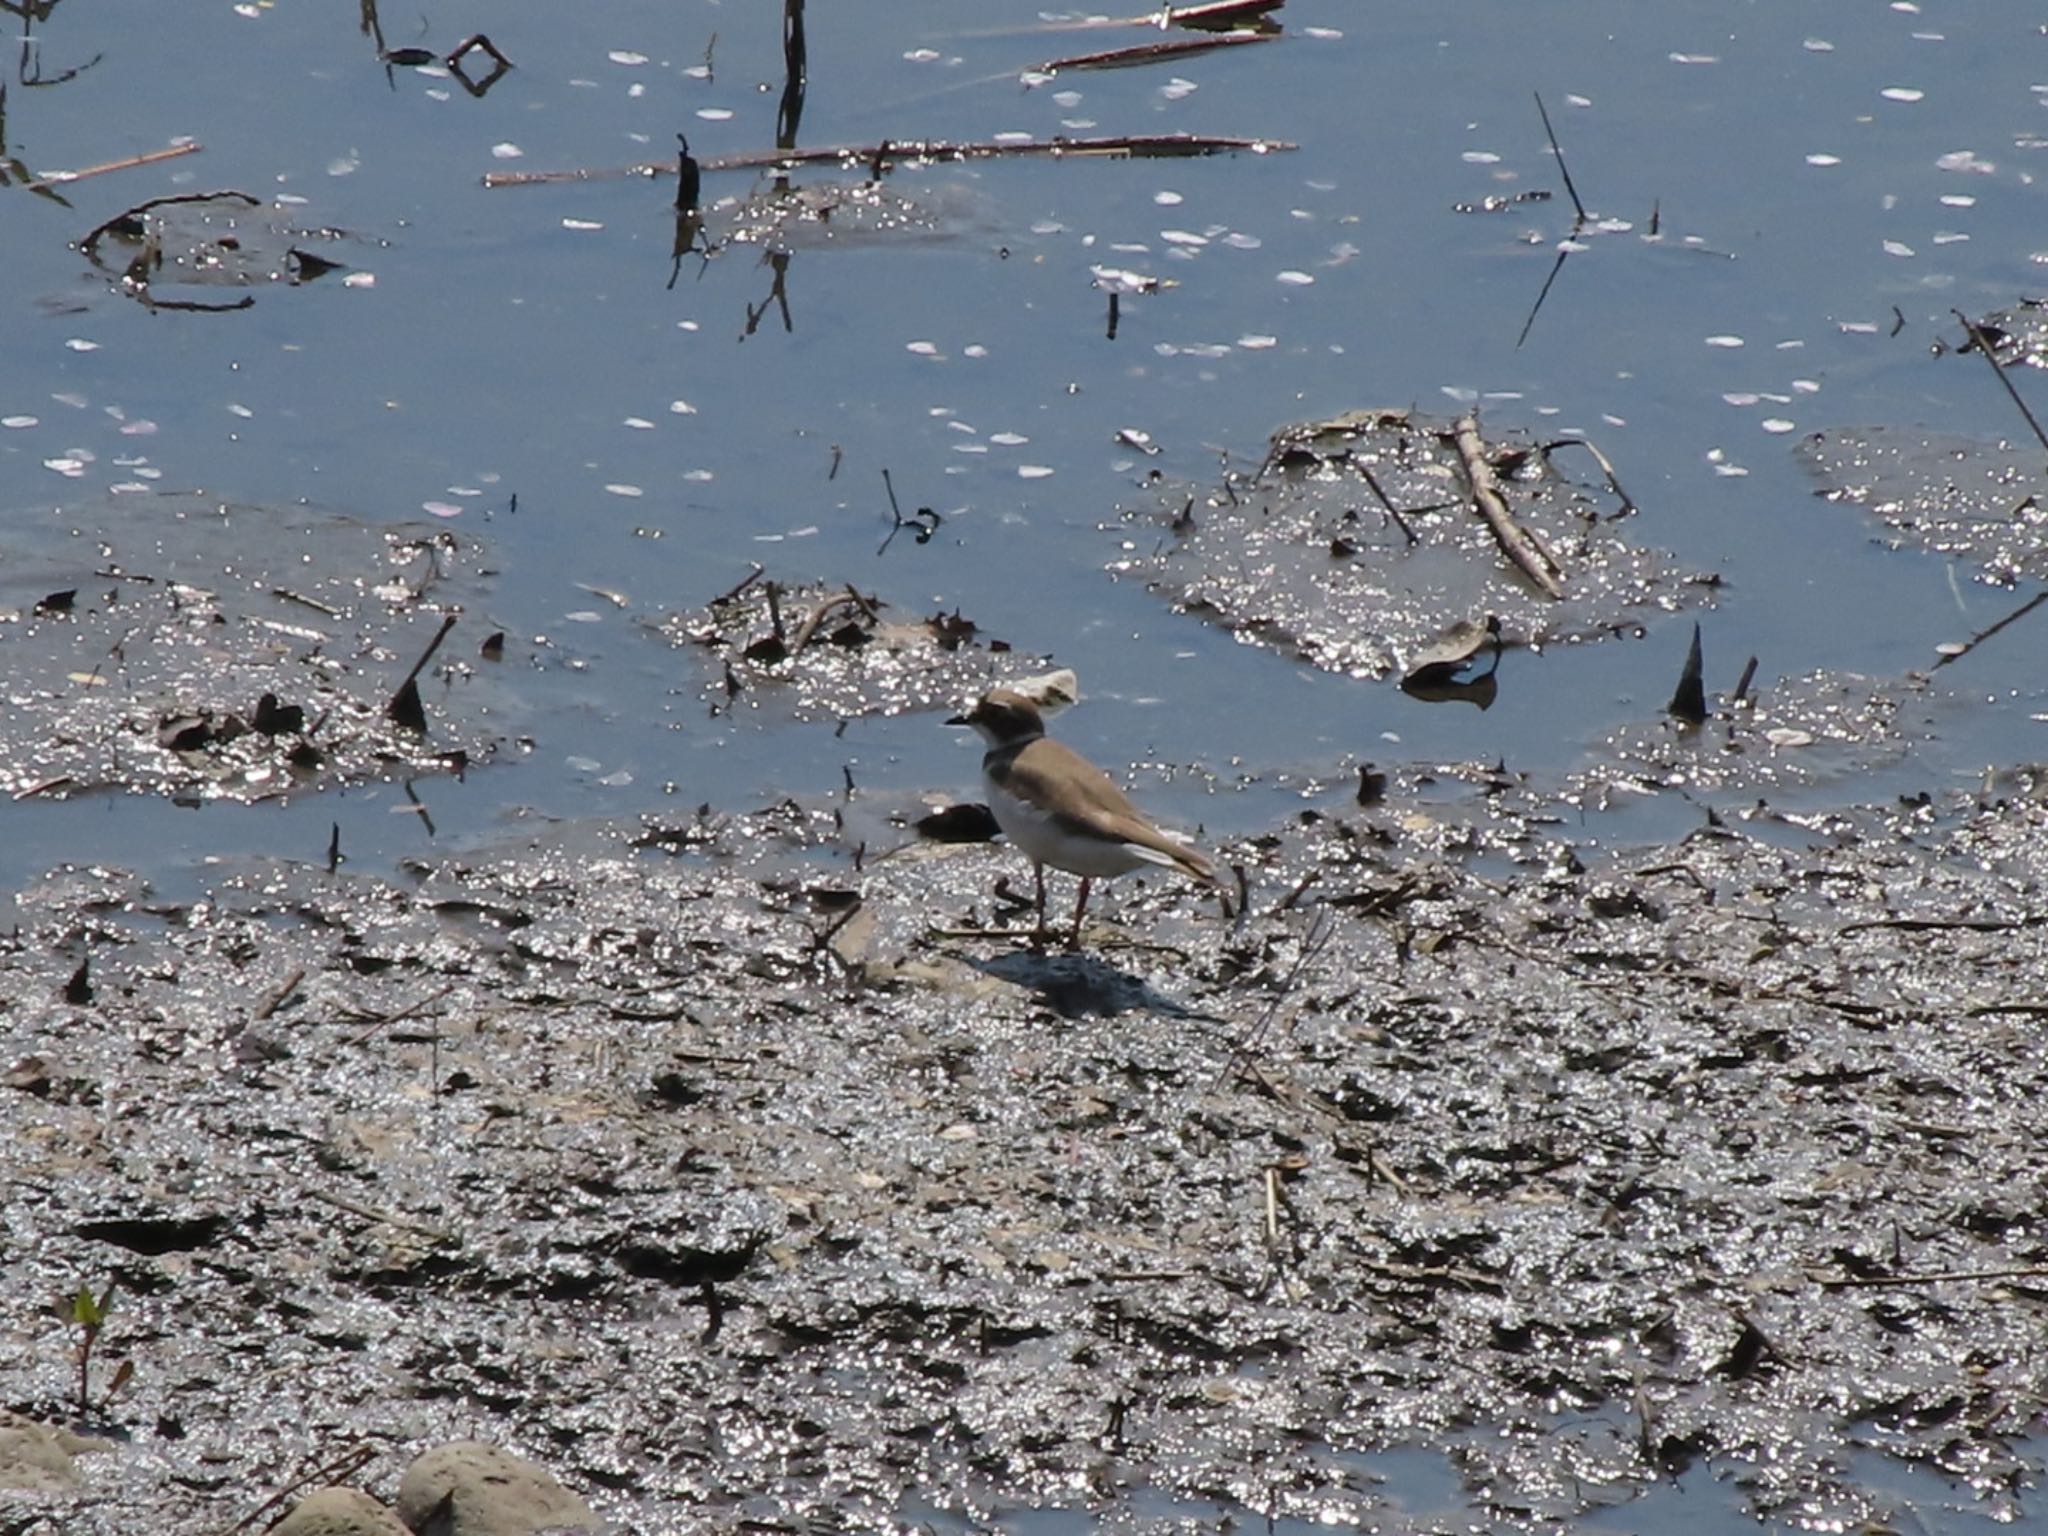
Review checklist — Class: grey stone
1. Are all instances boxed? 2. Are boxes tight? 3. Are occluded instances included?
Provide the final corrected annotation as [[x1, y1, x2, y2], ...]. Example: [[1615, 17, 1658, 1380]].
[[272, 1486, 411, 1536], [394, 1442, 598, 1536], [0, 1409, 110, 1493]]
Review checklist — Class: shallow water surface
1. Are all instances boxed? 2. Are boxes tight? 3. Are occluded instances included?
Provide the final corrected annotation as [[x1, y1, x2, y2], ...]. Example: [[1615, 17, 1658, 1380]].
[[2, 0, 2045, 1528]]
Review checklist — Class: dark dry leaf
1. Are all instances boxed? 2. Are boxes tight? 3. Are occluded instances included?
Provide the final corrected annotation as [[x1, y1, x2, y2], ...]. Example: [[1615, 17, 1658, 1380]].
[[35, 589, 76, 615], [386, 679, 427, 733], [1716, 1317, 1776, 1381], [929, 610, 978, 651], [251, 692, 305, 737], [915, 803, 1001, 844], [1402, 615, 1502, 688], [286, 247, 346, 282], [480, 631, 506, 661], [157, 715, 214, 753], [1668, 621, 1707, 725], [63, 959, 92, 1006]]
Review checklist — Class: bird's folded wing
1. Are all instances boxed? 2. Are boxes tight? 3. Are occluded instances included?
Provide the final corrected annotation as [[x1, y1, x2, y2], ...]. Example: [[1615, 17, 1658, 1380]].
[[1058, 808, 1217, 884]]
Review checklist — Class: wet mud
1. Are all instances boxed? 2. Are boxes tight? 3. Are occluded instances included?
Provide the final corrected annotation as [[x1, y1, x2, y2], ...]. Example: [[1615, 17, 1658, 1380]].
[[6, 442, 2044, 1531], [79, 192, 359, 312], [9, 758, 2046, 1530], [0, 495, 498, 803], [1799, 426, 2048, 586], [1112, 410, 1711, 682]]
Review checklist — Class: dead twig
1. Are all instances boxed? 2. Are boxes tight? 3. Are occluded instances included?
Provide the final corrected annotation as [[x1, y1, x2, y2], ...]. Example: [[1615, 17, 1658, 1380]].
[[710, 563, 766, 607], [1732, 655, 1759, 705], [221, 1442, 378, 1536], [1810, 1264, 2048, 1290], [877, 467, 942, 555], [1355, 463, 1419, 545], [445, 33, 513, 72], [77, 188, 258, 259], [301, 1188, 454, 1244], [27, 141, 203, 192], [1212, 907, 1336, 1090], [342, 982, 459, 1046], [254, 969, 306, 1021], [788, 591, 867, 654], [386, 613, 458, 731], [1450, 415, 1565, 598], [1038, 31, 1272, 72], [482, 132, 1296, 188], [1540, 434, 1638, 516], [1838, 915, 2041, 936]]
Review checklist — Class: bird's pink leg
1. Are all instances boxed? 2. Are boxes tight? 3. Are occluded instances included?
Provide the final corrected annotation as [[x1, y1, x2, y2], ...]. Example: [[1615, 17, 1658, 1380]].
[[1067, 876, 1092, 951]]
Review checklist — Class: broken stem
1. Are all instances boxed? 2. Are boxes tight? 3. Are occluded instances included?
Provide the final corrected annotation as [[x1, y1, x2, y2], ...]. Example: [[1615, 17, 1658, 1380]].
[[1451, 415, 1565, 598]]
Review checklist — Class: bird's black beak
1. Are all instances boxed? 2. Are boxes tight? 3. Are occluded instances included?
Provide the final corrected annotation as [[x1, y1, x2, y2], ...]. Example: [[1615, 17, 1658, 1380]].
[[945, 711, 970, 727]]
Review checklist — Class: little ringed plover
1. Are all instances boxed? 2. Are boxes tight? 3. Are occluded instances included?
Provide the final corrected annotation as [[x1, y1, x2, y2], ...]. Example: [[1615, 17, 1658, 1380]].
[[949, 687, 1219, 948]]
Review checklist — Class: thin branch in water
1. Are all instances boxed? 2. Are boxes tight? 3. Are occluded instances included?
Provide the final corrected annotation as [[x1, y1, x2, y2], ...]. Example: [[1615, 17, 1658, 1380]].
[[1534, 91, 1587, 226], [1356, 463, 1419, 545], [1732, 655, 1759, 705], [1540, 434, 1638, 516], [776, 0, 807, 151], [711, 563, 765, 606], [877, 468, 941, 554], [1515, 244, 1571, 351], [1951, 307, 2048, 457], [1931, 587, 2048, 671], [672, 133, 699, 212]]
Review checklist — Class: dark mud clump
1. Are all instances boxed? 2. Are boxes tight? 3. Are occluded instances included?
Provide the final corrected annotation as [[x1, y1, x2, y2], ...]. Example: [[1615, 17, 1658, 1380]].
[[0, 494, 499, 801], [656, 569, 1050, 723], [8, 761, 2047, 1531], [1112, 408, 1713, 680], [79, 192, 358, 311]]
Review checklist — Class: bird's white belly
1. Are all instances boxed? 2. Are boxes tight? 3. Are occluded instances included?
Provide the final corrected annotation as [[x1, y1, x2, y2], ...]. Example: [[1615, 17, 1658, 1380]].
[[987, 783, 1156, 878]]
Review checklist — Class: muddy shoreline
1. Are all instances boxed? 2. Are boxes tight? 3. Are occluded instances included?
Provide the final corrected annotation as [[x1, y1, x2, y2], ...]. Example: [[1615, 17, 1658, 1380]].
[[7, 752, 2046, 1530]]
